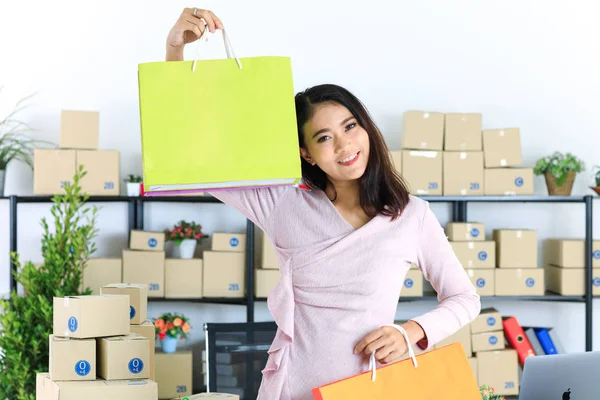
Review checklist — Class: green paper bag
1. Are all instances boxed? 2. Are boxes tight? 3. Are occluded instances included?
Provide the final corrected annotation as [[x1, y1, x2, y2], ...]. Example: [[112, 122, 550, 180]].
[[137, 31, 301, 195]]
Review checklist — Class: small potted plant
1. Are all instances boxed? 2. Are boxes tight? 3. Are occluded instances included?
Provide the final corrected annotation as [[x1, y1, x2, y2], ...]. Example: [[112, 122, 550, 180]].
[[590, 166, 600, 196], [164, 220, 207, 259], [534, 151, 584, 196], [479, 385, 505, 400], [154, 312, 191, 353], [124, 174, 143, 196]]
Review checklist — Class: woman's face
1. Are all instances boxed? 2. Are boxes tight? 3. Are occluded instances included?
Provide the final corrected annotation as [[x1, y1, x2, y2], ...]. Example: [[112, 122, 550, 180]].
[[300, 102, 370, 185]]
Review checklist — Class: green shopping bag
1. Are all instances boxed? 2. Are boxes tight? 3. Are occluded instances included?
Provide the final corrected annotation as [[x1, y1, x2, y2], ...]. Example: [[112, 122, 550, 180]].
[[138, 30, 301, 195]]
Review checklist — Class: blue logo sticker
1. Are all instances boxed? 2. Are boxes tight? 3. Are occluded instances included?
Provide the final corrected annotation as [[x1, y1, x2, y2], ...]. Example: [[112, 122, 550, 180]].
[[593, 250, 600, 260], [470, 228, 480, 238], [404, 278, 414, 288], [487, 316, 496, 326], [476, 278, 486, 288], [478, 251, 488, 261], [593, 277, 600, 287], [526, 278, 535, 287], [230, 237, 239, 247], [128, 358, 144, 374], [130, 306, 136, 320], [68, 317, 78, 333], [148, 238, 157, 248], [489, 335, 498, 345], [74, 360, 91, 376], [514, 177, 524, 187]]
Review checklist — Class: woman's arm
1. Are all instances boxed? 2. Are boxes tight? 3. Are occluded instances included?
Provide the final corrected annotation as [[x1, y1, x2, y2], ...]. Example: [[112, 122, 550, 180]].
[[165, 7, 223, 61]]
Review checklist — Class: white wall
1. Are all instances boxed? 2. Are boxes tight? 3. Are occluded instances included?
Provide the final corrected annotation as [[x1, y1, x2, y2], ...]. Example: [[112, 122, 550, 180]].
[[1, 0, 600, 390]]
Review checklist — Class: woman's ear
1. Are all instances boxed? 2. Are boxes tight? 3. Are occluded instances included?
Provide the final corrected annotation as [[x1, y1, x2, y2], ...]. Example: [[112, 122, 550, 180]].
[[300, 147, 316, 166]]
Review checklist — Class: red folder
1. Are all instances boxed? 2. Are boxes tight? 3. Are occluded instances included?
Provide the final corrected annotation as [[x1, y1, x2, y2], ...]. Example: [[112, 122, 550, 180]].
[[503, 316, 536, 366]]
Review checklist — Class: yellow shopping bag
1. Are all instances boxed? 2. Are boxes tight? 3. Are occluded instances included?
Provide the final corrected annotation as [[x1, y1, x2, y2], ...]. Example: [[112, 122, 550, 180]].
[[137, 29, 302, 195]]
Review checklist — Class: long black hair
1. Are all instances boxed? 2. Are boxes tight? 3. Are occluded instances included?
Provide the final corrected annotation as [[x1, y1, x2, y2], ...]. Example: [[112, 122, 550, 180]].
[[295, 84, 410, 220]]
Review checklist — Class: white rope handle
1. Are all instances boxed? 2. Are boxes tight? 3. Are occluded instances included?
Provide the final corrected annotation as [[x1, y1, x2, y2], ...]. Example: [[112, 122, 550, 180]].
[[369, 324, 418, 382], [192, 27, 243, 72]]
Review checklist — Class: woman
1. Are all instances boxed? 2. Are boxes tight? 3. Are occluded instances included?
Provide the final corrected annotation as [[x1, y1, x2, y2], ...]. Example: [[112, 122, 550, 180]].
[[166, 8, 481, 400]]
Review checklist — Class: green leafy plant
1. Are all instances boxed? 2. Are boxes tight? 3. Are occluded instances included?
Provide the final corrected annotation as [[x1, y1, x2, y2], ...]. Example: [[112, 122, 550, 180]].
[[534, 151, 585, 186], [479, 385, 505, 400], [124, 174, 143, 183], [153, 312, 191, 340], [592, 165, 600, 187], [0, 166, 98, 400], [164, 220, 207, 245]]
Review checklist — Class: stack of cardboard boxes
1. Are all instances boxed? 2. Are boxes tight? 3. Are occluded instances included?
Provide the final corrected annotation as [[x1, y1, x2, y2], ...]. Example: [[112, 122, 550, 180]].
[[389, 110, 534, 196], [34, 110, 120, 196], [204, 232, 246, 298], [255, 229, 281, 298], [545, 239, 600, 295], [124, 230, 166, 298], [494, 229, 544, 295], [37, 294, 157, 399]]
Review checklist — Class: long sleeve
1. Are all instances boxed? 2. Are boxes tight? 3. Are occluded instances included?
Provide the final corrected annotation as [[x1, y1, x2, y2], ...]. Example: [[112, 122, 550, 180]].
[[410, 202, 481, 350]]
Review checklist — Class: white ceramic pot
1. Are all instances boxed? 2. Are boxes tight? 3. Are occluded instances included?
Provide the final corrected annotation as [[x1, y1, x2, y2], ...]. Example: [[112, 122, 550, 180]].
[[178, 239, 197, 259], [127, 182, 141, 196]]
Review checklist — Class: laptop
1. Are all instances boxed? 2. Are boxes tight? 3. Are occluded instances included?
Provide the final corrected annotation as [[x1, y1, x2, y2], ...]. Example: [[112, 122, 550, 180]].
[[519, 351, 600, 399]]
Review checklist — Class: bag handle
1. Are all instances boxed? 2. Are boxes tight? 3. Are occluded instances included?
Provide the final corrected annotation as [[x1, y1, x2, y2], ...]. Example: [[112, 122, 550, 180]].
[[192, 27, 243, 72], [368, 324, 418, 382]]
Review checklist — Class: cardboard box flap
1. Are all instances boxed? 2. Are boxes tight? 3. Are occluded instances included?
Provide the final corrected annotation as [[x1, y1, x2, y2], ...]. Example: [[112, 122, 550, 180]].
[[103, 333, 146, 342], [103, 283, 147, 290]]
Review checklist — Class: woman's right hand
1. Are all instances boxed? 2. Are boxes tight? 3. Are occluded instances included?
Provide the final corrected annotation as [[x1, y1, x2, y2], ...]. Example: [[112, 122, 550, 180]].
[[166, 7, 224, 61]]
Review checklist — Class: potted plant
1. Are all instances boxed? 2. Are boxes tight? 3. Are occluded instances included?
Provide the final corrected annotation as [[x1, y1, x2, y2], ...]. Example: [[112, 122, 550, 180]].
[[534, 151, 585, 196], [154, 312, 191, 353], [164, 220, 207, 259], [479, 385, 505, 400], [124, 174, 143, 196], [590, 166, 600, 196]]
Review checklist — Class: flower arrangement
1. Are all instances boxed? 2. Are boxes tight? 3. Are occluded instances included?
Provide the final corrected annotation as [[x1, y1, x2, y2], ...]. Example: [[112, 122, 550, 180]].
[[164, 220, 207, 246], [479, 385, 505, 400], [154, 312, 191, 340], [534, 152, 585, 185]]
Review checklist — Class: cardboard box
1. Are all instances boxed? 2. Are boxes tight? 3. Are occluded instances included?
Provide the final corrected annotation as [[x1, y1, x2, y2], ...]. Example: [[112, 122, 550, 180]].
[[203, 251, 245, 298], [76, 150, 120, 196], [401, 150, 442, 195], [173, 394, 240, 400], [434, 324, 471, 357], [482, 128, 522, 168], [443, 151, 484, 196], [401, 111, 444, 150], [466, 269, 495, 296], [130, 230, 165, 251], [477, 350, 519, 396], [401, 269, 423, 297], [545, 239, 600, 268], [53, 295, 129, 339], [60, 110, 99, 150], [49, 335, 96, 381], [165, 259, 203, 298], [544, 265, 600, 296], [484, 168, 534, 195], [494, 229, 537, 268], [495, 268, 545, 296], [468, 358, 478, 384], [130, 321, 156, 381], [101, 283, 148, 325], [445, 222, 485, 242], [36, 373, 157, 400], [470, 308, 503, 334], [451, 241, 495, 268], [33, 149, 76, 195], [122, 250, 165, 298], [212, 232, 246, 252], [472, 331, 505, 352], [81, 258, 122, 295], [97, 333, 150, 380], [444, 113, 482, 151], [259, 229, 279, 269], [390, 151, 402, 175], [255, 268, 280, 298], [155, 350, 193, 399]]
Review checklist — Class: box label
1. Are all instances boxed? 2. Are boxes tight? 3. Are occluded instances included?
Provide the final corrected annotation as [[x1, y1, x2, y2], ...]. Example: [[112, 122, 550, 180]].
[[489, 335, 498, 345], [148, 238, 158, 248], [404, 278, 414, 288], [487, 316, 497, 326], [60, 180, 71, 188], [130, 306, 136, 320], [470, 182, 481, 190], [525, 277, 536, 287], [128, 358, 145, 374], [68, 316, 78, 333], [149, 283, 160, 291], [177, 385, 189, 393], [428, 182, 439, 190], [476, 277, 486, 288], [470, 228, 480, 238], [478, 251, 488, 261], [104, 181, 116, 190], [230, 237, 240, 247], [228, 283, 240, 291], [74, 360, 91, 376], [514, 177, 524, 187]]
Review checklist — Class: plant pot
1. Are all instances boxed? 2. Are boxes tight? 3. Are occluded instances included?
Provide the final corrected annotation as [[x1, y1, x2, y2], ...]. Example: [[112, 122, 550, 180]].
[[160, 335, 178, 353], [0, 169, 5, 197], [177, 239, 197, 259], [127, 182, 141, 196], [544, 171, 576, 196], [591, 186, 600, 196]]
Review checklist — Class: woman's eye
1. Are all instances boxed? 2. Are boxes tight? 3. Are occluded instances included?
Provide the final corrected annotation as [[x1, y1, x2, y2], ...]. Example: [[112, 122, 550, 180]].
[[345, 123, 356, 131], [317, 136, 330, 143]]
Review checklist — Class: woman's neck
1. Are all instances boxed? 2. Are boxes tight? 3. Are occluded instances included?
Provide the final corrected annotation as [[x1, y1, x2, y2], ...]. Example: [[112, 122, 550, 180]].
[[325, 179, 361, 210]]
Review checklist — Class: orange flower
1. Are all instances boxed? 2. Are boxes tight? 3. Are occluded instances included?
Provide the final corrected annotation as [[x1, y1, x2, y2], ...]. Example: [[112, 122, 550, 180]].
[[160, 326, 167, 334], [155, 319, 164, 329], [173, 318, 182, 327], [166, 322, 174, 330], [182, 323, 190, 333]]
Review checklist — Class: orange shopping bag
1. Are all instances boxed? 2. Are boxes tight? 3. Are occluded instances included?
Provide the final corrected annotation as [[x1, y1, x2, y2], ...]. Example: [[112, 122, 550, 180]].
[[312, 326, 481, 400]]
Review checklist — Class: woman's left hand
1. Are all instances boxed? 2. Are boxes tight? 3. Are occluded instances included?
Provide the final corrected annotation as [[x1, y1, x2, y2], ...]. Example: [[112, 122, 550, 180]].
[[353, 325, 409, 364]]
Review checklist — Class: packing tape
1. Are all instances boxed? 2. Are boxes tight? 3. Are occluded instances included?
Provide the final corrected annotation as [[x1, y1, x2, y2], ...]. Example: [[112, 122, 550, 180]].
[[460, 152, 467, 160], [409, 151, 438, 159], [468, 242, 474, 249], [64, 297, 70, 307], [499, 130, 505, 137], [517, 230, 523, 238], [460, 189, 467, 195], [423, 112, 430, 119], [420, 141, 428, 148], [500, 159, 507, 166]]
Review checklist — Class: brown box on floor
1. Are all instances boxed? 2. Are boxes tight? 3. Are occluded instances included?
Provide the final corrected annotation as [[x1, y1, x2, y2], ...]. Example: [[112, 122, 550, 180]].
[[203, 251, 245, 298], [390, 151, 402, 175], [130, 321, 156, 381], [76, 150, 120, 196], [155, 350, 193, 399], [443, 151, 484, 196], [401, 150, 442, 195], [401, 111, 444, 150], [470, 308, 503, 334], [81, 258, 121, 295], [130, 230, 165, 251], [466, 269, 495, 296], [494, 229, 538, 268], [97, 333, 150, 380], [482, 128, 522, 168], [545, 239, 600, 268], [451, 241, 495, 268], [255, 269, 280, 298], [495, 269, 545, 296], [59, 110, 99, 150], [49, 335, 96, 381], [165, 259, 203, 298], [36, 373, 158, 400], [33, 149, 76, 195], [122, 250, 165, 298], [434, 324, 471, 357], [101, 283, 148, 325], [472, 331, 505, 352], [445, 222, 485, 241], [484, 168, 534, 195], [212, 232, 246, 252], [477, 350, 519, 396], [544, 265, 600, 296], [444, 113, 482, 151], [401, 269, 423, 297]]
